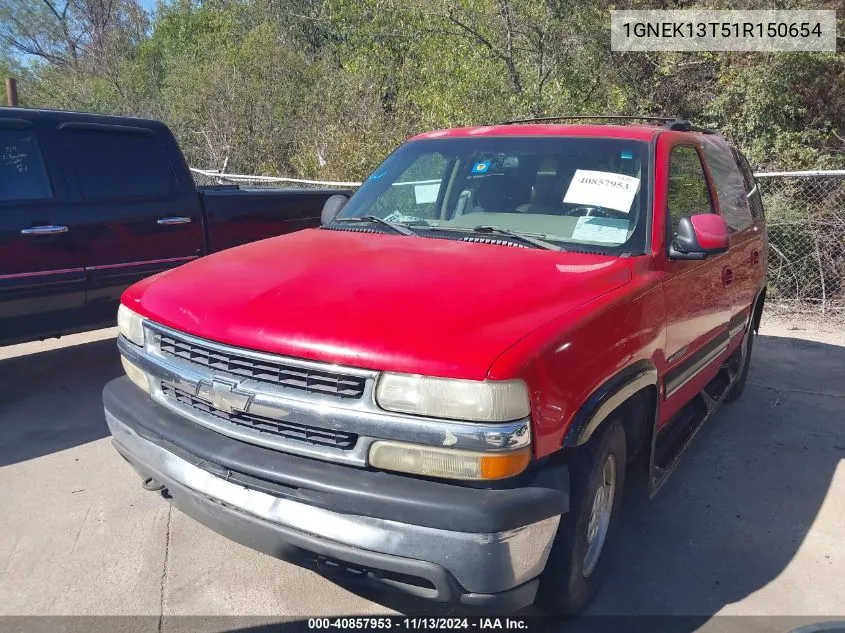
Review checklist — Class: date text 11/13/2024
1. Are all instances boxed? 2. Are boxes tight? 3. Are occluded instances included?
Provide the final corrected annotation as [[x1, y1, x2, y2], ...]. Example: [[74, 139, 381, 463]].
[[307, 618, 530, 630]]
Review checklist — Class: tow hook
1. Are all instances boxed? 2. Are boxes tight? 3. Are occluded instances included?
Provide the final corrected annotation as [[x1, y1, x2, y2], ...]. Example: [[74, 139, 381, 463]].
[[141, 477, 165, 491]]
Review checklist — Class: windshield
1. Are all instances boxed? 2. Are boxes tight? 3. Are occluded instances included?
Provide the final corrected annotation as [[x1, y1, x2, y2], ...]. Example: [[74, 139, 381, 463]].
[[337, 136, 650, 253]]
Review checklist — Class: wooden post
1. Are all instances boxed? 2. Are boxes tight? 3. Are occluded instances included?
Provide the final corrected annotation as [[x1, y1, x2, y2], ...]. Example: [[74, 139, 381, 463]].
[[5, 78, 19, 107]]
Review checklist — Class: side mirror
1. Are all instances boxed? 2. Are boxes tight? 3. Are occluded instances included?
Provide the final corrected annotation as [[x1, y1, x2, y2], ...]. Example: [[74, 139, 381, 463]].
[[321, 194, 349, 225], [669, 214, 730, 260]]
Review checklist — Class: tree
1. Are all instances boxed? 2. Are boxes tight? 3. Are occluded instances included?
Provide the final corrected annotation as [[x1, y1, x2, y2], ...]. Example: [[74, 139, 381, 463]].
[[4, 0, 843, 177]]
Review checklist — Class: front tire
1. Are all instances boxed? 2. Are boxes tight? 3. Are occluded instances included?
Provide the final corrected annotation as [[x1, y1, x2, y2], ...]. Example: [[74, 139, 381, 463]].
[[534, 419, 627, 615], [725, 326, 754, 402]]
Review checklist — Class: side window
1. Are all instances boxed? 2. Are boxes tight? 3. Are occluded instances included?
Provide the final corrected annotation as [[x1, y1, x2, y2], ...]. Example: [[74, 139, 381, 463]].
[[368, 153, 446, 220], [732, 149, 765, 220], [667, 145, 715, 234], [0, 129, 53, 202], [701, 137, 753, 232], [59, 128, 174, 201]]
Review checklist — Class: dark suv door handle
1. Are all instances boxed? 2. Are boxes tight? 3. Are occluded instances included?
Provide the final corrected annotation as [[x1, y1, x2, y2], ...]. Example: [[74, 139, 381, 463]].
[[722, 267, 734, 286], [157, 216, 192, 225], [20, 225, 68, 235]]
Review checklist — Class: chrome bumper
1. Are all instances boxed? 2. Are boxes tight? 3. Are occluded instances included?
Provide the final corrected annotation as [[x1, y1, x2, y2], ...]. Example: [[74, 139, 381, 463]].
[[106, 410, 559, 595]]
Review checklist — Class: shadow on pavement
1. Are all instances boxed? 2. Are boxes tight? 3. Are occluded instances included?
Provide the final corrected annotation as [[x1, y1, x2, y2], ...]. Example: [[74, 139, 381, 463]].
[[587, 334, 844, 618], [333, 334, 845, 623], [0, 336, 121, 467], [0, 331, 842, 626]]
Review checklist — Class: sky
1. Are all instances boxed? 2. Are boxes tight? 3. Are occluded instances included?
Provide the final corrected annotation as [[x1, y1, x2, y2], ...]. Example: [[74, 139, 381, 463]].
[[5, 0, 159, 67]]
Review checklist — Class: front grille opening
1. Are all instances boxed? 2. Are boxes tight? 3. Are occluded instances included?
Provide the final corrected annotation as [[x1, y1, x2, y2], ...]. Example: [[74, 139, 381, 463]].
[[161, 382, 358, 450], [315, 556, 437, 593], [155, 332, 366, 399], [373, 569, 437, 591]]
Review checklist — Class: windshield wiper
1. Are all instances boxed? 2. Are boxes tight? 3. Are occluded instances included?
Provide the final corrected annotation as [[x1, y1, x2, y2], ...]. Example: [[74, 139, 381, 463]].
[[333, 216, 415, 236], [471, 225, 563, 251]]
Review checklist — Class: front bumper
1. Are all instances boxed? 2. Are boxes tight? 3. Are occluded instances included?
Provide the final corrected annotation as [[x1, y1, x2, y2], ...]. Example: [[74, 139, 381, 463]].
[[104, 378, 568, 609]]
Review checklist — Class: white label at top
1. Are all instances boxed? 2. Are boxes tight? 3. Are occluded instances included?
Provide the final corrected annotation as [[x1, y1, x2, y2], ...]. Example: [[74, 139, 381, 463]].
[[610, 10, 836, 52], [563, 170, 641, 213]]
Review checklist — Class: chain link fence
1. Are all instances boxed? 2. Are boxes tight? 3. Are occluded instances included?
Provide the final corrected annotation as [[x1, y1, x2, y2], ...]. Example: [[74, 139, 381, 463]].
[[757, 171, 845, 320], [190, 168, 359, 189], [190, 167, 845, 320]]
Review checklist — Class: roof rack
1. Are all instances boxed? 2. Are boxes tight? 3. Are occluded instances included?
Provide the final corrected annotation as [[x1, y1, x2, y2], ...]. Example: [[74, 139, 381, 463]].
[[501, 115, 680, 125], [662, 119, 719, 134], [500, 114, 719, 134]]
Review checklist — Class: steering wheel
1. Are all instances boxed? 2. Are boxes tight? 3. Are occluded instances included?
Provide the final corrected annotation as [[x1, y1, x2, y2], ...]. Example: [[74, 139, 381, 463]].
[[561, 205, 629, 219]]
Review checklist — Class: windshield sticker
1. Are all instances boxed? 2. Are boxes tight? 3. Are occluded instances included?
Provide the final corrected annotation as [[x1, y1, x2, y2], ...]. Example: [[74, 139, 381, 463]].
[[571, 216, 631, 244], [563, 169, 640, 213], [620, 150, 633, 160], [471, 160, 491, 174], [384, 211, 423, 223], [414, 183, 440, 204]]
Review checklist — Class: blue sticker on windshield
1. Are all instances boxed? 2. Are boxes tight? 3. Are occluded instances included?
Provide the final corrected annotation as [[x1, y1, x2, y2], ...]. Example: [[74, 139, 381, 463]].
[[369, 171, 386, 180], [620, 151, 633, 160], [472, 161, 491, 173]]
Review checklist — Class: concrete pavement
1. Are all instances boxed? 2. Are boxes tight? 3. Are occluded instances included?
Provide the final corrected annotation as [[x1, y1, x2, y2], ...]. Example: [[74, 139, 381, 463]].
[[1, 318, 843, 622]]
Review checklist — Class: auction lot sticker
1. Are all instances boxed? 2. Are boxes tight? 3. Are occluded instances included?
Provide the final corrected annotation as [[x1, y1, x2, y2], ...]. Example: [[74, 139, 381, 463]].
[[563, 170, 640, 213]]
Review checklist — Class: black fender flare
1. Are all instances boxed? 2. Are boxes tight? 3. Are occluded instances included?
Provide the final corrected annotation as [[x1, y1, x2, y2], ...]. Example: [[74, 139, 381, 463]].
[[562, 359, 659, 448], [752, 285, 767, 333]]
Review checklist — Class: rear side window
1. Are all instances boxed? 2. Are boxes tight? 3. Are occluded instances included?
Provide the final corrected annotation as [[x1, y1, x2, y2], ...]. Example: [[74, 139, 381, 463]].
[[667, 145, 715, 234], [60, 127, 174, 201], [732, 149, 765, 220], [0, 129, 53, 202], [701, 137, 753, 232]]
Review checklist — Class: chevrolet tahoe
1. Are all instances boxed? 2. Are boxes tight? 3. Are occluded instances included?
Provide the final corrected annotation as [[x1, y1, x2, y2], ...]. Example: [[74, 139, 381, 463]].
[[103, 116, 767, 613]]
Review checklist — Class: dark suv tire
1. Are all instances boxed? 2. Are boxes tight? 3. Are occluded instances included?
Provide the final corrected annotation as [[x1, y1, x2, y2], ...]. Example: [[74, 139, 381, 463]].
[[534, 418, 627, 615]]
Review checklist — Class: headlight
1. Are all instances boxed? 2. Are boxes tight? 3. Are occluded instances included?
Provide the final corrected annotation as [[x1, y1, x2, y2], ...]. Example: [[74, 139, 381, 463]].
[[369, 441, 530, 480], [121, 356, 150, 394], [375, 373, 530, 422], [117, 304, 145, 346]]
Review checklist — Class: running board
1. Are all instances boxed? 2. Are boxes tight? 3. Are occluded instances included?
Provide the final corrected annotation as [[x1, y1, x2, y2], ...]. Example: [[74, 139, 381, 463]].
[[649, 354, 740, 496]]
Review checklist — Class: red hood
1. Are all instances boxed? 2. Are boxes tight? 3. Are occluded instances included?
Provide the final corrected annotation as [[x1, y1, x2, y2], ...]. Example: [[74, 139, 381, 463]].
[[124, 229, 632, 379]]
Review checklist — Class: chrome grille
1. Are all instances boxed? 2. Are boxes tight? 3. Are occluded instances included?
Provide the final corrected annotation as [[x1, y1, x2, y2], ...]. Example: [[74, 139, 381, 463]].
[[161, 382, 358, 450], [153, 331, 366, 399]]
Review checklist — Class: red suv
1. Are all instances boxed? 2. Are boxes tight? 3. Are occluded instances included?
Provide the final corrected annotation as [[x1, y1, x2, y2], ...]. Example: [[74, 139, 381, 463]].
[[104, 116, 767, 613]]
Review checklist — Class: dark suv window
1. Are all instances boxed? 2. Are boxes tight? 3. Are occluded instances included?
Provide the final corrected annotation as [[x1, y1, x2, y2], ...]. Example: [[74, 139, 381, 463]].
[[60, 127, 174, 201], [0, 129, 53, 202], [701, 137, 753, 232], [732, 149, 765, 220], [667, 145, 714, 234]]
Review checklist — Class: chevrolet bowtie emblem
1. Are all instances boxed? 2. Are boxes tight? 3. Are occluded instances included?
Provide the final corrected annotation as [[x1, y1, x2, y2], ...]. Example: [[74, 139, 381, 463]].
[[197, 378, 252, 414]]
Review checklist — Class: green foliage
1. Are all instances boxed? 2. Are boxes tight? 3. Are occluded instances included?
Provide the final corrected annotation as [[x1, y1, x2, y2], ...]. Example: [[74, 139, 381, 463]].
[[706, 53, 845, 170], [4, 0, 844, 176]]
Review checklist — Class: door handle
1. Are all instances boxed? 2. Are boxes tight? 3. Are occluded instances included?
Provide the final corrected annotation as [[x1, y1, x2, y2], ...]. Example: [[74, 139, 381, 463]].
[[751, 250, 760, 266], [20, 225, 68, 235], [157, 216, 192, 225], [722, 267, 734, 286]]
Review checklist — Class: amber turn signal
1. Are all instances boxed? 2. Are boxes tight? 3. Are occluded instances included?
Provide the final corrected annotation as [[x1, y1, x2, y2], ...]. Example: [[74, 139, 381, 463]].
[[369, 441, 531, 481], [479, 449, 532, 480]]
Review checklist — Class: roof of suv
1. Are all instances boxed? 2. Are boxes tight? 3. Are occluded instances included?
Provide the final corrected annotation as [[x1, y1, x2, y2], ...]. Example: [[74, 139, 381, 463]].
[[0, 106, 163, 128], [411, 124, 677, 142]]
